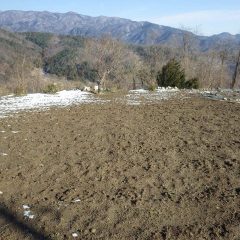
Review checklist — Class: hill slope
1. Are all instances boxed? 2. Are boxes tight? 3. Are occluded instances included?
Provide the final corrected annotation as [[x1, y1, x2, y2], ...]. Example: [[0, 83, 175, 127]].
[[0, 28, 41, 82], [0, 10, 239, 51]]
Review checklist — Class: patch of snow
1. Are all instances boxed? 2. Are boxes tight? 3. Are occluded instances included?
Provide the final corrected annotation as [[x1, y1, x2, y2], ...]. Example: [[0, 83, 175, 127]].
[[194, 89, 240, 102], [126, 87, 180, 105], [129, 89, 148, 93], [72, 199, 81, 203], [1, 88, 239, 117], [94, 85, 99, 91], [23, 211, 35, 219], [23, 205, 30, 209], [72, 233, 78, 238], [23, 205, 35, 219], [0, 131, 5, 133], [0, 90, 105, 118], [0, 191, 3, 195], [83, 86, 91, 92], [0, 153, 8, 156], [23, 210, 31, 216], [157, 87, 179, 92]]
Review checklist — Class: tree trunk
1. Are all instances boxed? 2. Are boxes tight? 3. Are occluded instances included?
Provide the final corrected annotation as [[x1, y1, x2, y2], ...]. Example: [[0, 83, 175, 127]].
[[97, 81, 101, 93], [100, 70, 109, 91], [132, 77, 136, 90], [231, 50, 240, 89]]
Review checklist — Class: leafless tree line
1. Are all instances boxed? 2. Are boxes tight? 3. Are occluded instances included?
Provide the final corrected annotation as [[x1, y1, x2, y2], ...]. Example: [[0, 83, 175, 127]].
[[1, 35, 239, 95]]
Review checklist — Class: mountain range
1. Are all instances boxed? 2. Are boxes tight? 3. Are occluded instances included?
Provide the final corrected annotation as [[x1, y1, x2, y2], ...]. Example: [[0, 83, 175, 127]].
[[0, 10, 239, 51]]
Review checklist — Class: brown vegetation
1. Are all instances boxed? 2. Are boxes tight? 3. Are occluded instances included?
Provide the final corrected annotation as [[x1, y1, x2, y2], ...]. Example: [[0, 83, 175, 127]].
[[0, 30, 239, 95]]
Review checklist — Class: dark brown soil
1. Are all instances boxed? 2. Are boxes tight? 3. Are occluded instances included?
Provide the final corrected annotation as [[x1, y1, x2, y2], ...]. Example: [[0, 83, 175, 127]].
[[0, 97, 239, 240]]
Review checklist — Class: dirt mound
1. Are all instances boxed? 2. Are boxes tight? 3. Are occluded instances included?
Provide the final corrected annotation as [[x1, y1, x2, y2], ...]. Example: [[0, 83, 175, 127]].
[[0, 97, 239, 239]]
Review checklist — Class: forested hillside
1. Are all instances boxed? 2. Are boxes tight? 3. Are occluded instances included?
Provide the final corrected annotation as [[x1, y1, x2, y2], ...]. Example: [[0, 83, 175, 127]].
[[0, 29, 239, 95]]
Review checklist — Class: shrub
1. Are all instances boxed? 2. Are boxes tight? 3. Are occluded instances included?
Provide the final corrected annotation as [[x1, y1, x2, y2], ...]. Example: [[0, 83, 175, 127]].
[[43, 84, 58, 94], [157, 59, 199, 89], [185, 78, 199, 89], [14, 86, 27, 96], [148, 84, 157, 91]]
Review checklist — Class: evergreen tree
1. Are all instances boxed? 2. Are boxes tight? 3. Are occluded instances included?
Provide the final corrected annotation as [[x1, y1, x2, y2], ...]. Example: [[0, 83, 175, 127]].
[[157, 59, 199, 89], [157, 59, 186, 88]]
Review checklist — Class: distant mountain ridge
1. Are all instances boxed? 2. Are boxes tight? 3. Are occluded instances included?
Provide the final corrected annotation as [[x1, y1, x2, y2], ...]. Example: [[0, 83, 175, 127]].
[[0, 10, 239, 51]]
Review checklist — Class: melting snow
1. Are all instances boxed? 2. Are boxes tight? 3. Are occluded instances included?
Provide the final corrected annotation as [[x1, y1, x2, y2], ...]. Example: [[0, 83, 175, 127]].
[[0, 88, 239, 118], [0, 90, 104, 118], [126, 87, 181, 105], [72, 233, 78, 238], [0, 153, 8, 156], [23, 205, 35, 219], [199, 89, 240, 102], [129, 89, 148, 93], [23, 205, 30, 209], [157, 87, 179, 92]]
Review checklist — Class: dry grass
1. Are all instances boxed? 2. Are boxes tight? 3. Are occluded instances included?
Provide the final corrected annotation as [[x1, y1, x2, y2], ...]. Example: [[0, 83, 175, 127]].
[[0, 68, 86, 96]]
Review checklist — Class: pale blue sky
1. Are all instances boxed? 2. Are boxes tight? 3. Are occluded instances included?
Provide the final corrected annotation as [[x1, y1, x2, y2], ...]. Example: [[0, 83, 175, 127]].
[[1, 0, 240, 36]]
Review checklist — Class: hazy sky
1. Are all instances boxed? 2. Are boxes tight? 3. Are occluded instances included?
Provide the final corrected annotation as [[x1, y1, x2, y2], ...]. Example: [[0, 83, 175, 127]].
[[1, 0, 240, 36]]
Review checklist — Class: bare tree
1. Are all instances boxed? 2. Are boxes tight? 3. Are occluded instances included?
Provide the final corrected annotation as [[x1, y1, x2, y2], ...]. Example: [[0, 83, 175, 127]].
[[196, 51, 217, 88], [122, 51, 142, 90], [7, 54, 29, 94], [180, 26, 196, 71], [231, 49, 240, 89], [218, 49, 228, 87], [5, 51, 43, 94], [137, 67, 151, 89], [84, 37, 131, 91]]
